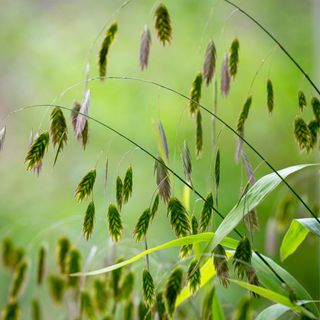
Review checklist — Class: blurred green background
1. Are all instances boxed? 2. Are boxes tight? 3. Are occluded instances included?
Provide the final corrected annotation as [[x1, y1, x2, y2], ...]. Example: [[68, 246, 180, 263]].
[[0, 0, 319, 318]]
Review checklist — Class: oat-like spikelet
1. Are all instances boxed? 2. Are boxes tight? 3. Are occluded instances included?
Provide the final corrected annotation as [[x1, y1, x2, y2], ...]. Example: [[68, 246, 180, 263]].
[[154, 156, 171, 203], [233, 237, 252, 279], [120, 271, 135, 301], [246, 265, 259, 297], [93, 279, 108, 312], [2, 237, 15, 270], [10, 261, 28, 299], [180, 244, 193, 258], [31, 299, 41, 320], [164, 266, 184, 317], [123, 166, 133, 203], [267, 79, 274, 114], [56, 237, 70, 274], [0, 126, 6, 152], [229, 38, 240, 79], [83, 201, 95, 240], [189, 72, 203, 116], [107, 204, 123, 242], [308, 120, 318, 149], [71, 101, 89, 149], [25, 131, 49, 170], [75, 90, 90, 140], [187, 258, 201, 294], [199, 193, 214, 232], [80, 291, 95, 319], [140, 25, 152, 70], [37, 245, 46, 285], [182, 141, 192, 184], [154, 4, 172, 46], [311, 96, 320, 125], [110, 257, 124, 300], [215, 149, 220, 189], [298, 90, 307, 111], [124, 301, 134, 320], [150, 193, 159, 220], [203, 40, 217, 86], [50, 107, 68, 148], [294, 117, 312, 152], [142, 269, 155, 306], [191, 215, 198, 234], [237, 96, 252, 134], [48, 275, 65, 303], [2, 302, 20, 320], [167, 197, 191, 237], [156, 292, 167, 320], [133, 208, 151, 241], [116, 176, 123, 210], [138, 301, 150, 320], [158, 120, 169, 162], [196, 110, 203, 157], [67, 249, 81, 288], [221, 53, 231, 96], [99, 22, 118, 78], [75, 169, 96, 202], [213, 244, 230, 288]]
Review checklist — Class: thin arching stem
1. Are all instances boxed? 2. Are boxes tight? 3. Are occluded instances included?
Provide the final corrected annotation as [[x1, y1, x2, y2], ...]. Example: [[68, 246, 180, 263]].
[[223, 0, 320, 96]]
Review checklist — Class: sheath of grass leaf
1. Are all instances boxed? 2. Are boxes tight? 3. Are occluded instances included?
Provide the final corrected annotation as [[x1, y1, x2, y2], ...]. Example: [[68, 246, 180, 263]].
[[140, 25, 151, 70], [203, 40, 216, 86], [133, 208, 151, 241], [154, 3, 172, 46], [142, 269, 155, 306], [213, 244, 230, 288], [83, 201, 95, 240], [32, 299, 41, 320], [187, 258, 201, 294], [48, 275, 65, 303], [167, 197, 191, 237], [99, 22, 118, 78], [25, 131, 49, 170], [311, 96, 320, 125], [298, 90, 307, 111], [57, 237, 70, 274], [123, 166, 133, 204], [107, 204, 123, 242], [182, 141, 192, 184], [164, 266, 183, 317], [2, 302, 20, 320], [221, 53, 231, 96], [233, 237, 252, 279], [154, 156, 171, 203], [75, 169, 96, 202], [308, 120, 318, 149], [189, 72, 202, 116], [196, 110, 203, 157], [229, 38, 240, 79], [67, 249, 81, 288], [10, 261, 28, 299], [199, 193, 214, 232], [37, 246, 46, 285], [294, 117, 312, 152], [267, 79, 274, 114]]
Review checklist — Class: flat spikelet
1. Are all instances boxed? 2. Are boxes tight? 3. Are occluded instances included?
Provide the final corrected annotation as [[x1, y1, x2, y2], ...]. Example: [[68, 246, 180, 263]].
[[213, 244, 229, 288], [187, 258, 201, 294], [233, 237, 252, 279], [140, 25, 151, 70], [196, 110, 203, 157], [107, 204, 123, 242], [50, 107, 67, 147], [56, 237, 70, 274], [93, 279, 108, 312], [75, 169, 96, 202], [48, 275, 65, 303], [2, 302, 20, 320], [120, 271, 135, 300], [154, 156, 171, 203], [67, 249, 81, 288], [221, 53, 231, 96], [156, 292, 167, 320], [311, 96, 320, 125], [138, 301, 150, 320], [2, 237, 15, 270], [182, 141, 192, 184], [294, 117, 312, 152], [83, 201, 95, 240], [110, 257, 124, 300], [75, 90, 90, 140], [298, 90, 307, 111], [116, 176, 123, 210], [80, 291, 95, 319], [31, 299, 41, 320], [179, 244, 193, 258], [37, 245, 46, 285], [189, 72, 203, 116], [267, 79, 274, 114], [229, 38, 240, 78], [25, 131, 49, 170], [10, 261, 28, 299], [233, 296, 252, 320], [81, 120, 89, 149], [167, 197, 191, 237], [154, 4, 172, 46], [71, 102, 89, 149], [191, 215, 198, 234], [150, 193, 159, 220], [164, 266, 184, 317], [308, 120, 318, 149], [99, 22, 118, 78], [142, 269, 155, 306], [199, 193, 214, 232], [133, 208, 151, 241], [203, 40, 217, 86], [158, 120, 169, 162], [0, 126, 6, 151], [124, 301, 134, 320], [246, 265, 259, 297], [215, 149, 220, 189], [237, 96, 252, 134], [123, 166, 133, 203]]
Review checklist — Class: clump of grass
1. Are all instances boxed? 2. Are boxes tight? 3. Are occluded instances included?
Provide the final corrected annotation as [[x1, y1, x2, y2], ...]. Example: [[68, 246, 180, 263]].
[[83, 201, 95, 240], [75, 169, 96, 202], [140, 25, 152, 70], [203, 40, 217, 86], [229, 38, 240, 79], [187, 258, 201, 294], [154, 4, 172, 46], [189, 72, 203, 116], [107, 204, 123, 242], [142, 269, 155, 307]]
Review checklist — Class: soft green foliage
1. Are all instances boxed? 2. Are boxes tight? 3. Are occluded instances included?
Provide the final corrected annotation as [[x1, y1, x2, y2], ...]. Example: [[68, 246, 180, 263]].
[[107, 203, 123, 242], [233, 237, 252, 279], [229, 38, 240, 78], [99, 22, 118, 78], [189, 72, 202, 116], [56, 237, 70, 274], [10, 260, 28, 299], [154, 3, 172, 46], [215, 149, 220, 189], [83, 201, 95, 240], [25, 131, 49, 170], [75, 169, 96, 202], [123, 166, 133, 203], [133, 208, 151, 241], [187, 258, 201, 294], [142, 269, 155, 306], [67, 249, 81, 288], [213, 244, 229, 288], [48, 275, 65, 303], [37, 245, 46, 285], [199, 192, 214, 232], [267, 79, 274, 114]]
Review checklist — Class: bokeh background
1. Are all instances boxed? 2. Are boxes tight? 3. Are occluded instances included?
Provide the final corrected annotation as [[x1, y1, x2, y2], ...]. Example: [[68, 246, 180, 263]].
[[0, 0, 319, 318]]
